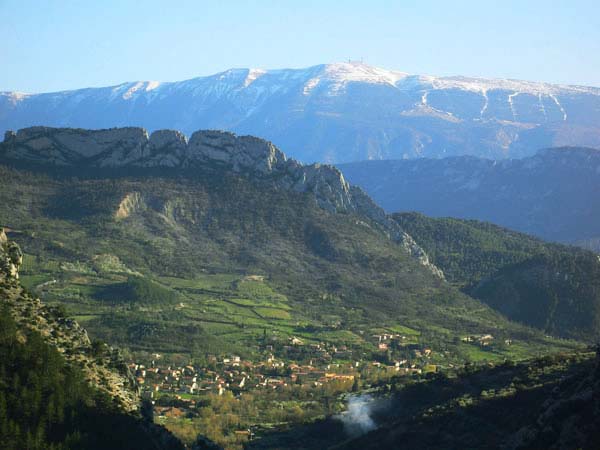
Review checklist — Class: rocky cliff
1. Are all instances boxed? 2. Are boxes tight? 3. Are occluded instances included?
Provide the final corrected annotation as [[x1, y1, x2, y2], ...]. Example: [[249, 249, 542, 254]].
[[1, 126, 443, 277], [0, 228, 22, 278], [0, 229, 140, 411]]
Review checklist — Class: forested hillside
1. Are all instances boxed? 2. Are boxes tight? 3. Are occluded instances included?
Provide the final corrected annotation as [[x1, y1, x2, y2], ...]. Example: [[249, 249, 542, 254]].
[[394, 212, 600, 341], [0, 232, 184, 449], [0, 307, 184, 450]]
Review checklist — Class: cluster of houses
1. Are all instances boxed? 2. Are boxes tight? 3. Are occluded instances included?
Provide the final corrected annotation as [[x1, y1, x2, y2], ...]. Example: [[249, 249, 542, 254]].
[[460, 334, 515, 347], [124, 328, 511, 431], [130, 352, 361, 402], [462, 334, 496, 346], [371, 332, 412, 350], [266, 337, 354, 362], [130, 334, 442, 412]]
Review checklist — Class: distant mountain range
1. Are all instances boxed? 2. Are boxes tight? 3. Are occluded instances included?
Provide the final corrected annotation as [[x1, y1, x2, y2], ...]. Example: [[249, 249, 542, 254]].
[[338, 147, 600, 249], [2, 62, 600, 163]]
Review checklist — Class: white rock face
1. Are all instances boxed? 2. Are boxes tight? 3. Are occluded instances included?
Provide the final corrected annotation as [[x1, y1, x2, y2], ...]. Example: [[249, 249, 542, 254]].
[[188, 130, 286, 174], [145, 129, 188, 167], [3, 126, 148, 166], [0, 126, 444, 276], [0, 230, 23, 279]]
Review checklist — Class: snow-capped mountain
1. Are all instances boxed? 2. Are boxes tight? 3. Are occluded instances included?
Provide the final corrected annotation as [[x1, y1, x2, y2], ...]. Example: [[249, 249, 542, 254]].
[[2, 62, 600, 163]]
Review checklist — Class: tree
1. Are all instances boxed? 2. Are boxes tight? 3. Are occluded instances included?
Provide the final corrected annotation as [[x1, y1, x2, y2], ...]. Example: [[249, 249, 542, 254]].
[[141, 398, 154, 422]]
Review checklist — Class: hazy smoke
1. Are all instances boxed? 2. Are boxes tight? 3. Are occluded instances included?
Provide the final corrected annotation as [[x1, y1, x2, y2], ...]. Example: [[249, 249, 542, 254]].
[[338, 394, 377, 437]]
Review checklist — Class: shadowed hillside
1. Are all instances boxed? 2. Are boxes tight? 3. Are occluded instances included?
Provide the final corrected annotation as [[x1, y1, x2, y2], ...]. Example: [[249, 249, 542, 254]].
[[339, 147, 600, 247], [393, 213, 600, 341]]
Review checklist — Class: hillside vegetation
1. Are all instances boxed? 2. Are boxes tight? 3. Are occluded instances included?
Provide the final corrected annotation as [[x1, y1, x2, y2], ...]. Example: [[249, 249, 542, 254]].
[[394, 212, 600, 341], [0, 163, 576, 364], [0, 307, 184, 450], [340, 351, 600, 450], [0, 232, 184, 449]]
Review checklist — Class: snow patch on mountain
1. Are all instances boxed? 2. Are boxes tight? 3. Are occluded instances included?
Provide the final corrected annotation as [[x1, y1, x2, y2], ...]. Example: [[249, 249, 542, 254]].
[[145, 81, 161, 91], [303, 77, 321, 95], [550, 94, 568, 121], [123, 82, 146, 100], [480, 90, 489, 118], [286, 62, 410, 95], [0, 92, 31, 105], [321, 62, 409, 86], [413, 75, 600, 96], [243, 69, 266, 87], [508, 92, 519, 120]]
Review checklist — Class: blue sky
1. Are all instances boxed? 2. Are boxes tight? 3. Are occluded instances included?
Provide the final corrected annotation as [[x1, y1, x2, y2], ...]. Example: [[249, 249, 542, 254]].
[[1, 0, 599, 92]]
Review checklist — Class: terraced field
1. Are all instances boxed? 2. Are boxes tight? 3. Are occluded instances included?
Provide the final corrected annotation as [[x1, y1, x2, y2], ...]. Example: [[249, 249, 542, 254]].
[[20, 253, 368, 357], [16, 250, 577, 365]]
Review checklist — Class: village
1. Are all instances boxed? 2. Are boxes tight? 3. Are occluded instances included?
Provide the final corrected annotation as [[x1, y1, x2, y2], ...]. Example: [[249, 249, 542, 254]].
[[129, 331, 502, 420]]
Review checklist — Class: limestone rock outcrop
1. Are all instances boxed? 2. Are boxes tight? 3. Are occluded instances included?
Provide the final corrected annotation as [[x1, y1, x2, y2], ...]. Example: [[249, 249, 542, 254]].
[[0, 127, 443, 277], [0, 228, 23, 279]]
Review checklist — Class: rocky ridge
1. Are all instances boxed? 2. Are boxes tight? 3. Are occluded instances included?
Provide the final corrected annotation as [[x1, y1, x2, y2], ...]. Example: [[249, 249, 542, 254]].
[[1, 126, 443, 277], [0, 228, 140, 411]]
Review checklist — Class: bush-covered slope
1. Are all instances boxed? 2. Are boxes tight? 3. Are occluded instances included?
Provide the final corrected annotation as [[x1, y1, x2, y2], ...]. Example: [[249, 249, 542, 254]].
[[247, 351, 600, 450], [471, 252, 600, 341], [0, 234, 184, 449], [393, 212, 552, 286], [0, 307, 185, 450], [339, 351, 600, 450], [394, 212, 600, 341]]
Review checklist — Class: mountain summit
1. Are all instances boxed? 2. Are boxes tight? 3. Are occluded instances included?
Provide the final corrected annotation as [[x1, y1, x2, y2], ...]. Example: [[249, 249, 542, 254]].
[[2, 62, 599, 163]]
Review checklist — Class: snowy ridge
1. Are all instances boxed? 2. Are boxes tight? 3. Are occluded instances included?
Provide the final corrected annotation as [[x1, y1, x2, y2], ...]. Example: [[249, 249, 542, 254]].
[[411, 74, 600, 96], [1, 62, 599, 163], [319, 62, 409, 93], [4, 62, 600, 102]]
